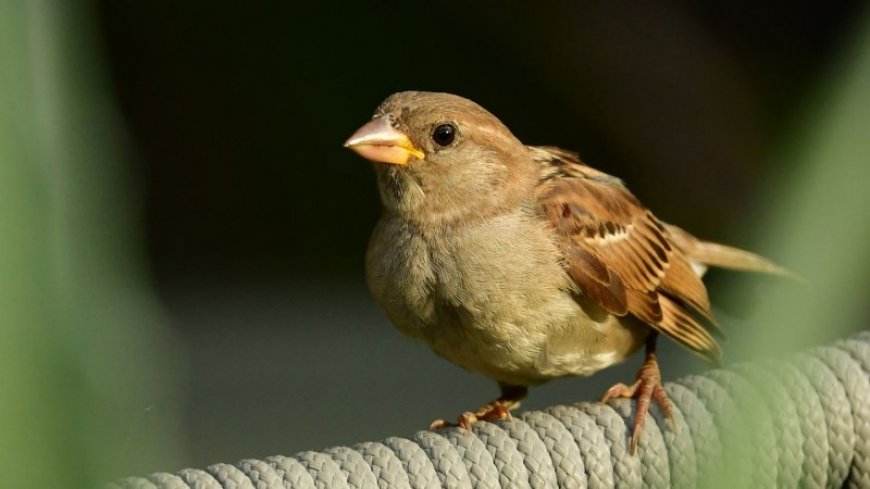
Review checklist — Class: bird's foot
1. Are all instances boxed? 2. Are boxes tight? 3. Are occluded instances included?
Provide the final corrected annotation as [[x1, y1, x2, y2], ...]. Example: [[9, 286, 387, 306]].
[[600, 355, 674, 454], [429, 399, 517, 430]]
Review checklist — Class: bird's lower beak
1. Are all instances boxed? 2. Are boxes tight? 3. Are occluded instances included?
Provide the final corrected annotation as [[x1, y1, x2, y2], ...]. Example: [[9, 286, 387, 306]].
[[343, 116, 424, 165]]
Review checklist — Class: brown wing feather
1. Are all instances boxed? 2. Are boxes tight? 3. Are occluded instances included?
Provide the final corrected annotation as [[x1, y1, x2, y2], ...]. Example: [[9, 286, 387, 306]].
[[532, 147, 721, 362], [563, 245, 628, 316]]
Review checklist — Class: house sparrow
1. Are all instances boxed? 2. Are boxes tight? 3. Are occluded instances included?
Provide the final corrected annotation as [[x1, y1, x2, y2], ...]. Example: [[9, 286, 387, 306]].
[[344, 91, 785, 452]]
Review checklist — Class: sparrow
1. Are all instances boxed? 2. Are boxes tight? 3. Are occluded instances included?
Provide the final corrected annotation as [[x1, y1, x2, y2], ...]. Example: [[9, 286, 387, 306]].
[[344, 91, 786, 452]]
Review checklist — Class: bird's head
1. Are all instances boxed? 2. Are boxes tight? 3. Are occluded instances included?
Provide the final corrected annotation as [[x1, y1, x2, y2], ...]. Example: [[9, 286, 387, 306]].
[[344, 91, 536, 224]]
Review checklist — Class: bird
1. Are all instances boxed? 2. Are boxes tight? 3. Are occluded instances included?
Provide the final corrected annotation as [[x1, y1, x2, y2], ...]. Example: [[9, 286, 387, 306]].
[[343, 91, 787, 453]]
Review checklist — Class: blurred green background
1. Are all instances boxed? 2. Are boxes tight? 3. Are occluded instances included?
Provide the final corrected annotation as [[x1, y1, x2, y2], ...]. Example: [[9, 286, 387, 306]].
[[2, 0, 869, 486]]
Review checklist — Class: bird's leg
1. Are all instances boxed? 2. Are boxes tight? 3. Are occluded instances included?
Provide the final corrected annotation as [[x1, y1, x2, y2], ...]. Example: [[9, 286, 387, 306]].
[[430, 383, 527, 430], [600, 333, 674, 454]]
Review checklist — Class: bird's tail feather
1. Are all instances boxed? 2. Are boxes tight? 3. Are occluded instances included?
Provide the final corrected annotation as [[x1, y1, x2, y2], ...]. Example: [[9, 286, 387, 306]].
[[688, 240, 792, 276], [666, 224, 795, 278]]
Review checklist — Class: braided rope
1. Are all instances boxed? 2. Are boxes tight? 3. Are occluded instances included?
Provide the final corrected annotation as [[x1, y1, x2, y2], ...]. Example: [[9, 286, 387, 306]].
[[111, 331, 870, 489]]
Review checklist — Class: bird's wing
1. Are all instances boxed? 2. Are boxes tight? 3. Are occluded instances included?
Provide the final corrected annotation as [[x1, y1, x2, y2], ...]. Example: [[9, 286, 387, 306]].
[[531, 146, 722, 362]]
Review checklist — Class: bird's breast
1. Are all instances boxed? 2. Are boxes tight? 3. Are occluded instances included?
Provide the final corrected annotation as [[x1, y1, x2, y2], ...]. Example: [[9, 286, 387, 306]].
[[365, 209, 645, 385]]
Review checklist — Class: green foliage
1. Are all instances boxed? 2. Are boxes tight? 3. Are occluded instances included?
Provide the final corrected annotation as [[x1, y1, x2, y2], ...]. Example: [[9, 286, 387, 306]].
[[0, 1, 182, 486], [734, 10, 870, 358]]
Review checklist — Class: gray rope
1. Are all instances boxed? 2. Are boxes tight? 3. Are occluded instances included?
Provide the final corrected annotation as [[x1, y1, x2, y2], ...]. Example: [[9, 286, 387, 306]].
[[111, 331, 870, 489]]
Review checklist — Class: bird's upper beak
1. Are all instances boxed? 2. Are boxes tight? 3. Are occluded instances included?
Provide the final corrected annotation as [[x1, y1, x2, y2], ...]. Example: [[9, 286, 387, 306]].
[[343, 115, 424, 165]]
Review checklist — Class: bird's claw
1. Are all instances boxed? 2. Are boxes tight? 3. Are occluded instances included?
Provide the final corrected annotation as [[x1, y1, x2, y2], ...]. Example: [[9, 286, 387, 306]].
[[600, 357, 674, 454], [429, 402, 513, 431]]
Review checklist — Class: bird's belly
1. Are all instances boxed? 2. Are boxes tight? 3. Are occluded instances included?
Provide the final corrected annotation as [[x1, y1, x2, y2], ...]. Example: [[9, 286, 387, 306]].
[[423, 295, 648, 385], [534, 305, 648, 378], [366, 211, 648, 386]]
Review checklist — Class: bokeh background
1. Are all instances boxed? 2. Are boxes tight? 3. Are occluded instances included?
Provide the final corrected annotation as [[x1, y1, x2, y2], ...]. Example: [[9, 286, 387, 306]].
[[2, 1, 870, 486]]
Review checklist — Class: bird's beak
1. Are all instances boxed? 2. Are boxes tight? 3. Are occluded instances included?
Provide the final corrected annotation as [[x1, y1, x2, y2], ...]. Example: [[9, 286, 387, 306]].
[[343, 116, 424, 165]]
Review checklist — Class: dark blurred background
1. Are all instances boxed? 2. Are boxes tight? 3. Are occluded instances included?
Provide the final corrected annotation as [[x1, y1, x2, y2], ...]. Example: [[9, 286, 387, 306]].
[[99, 1, 860, 283], [3, 1, 868, 484], [94, 0, 865, 474]]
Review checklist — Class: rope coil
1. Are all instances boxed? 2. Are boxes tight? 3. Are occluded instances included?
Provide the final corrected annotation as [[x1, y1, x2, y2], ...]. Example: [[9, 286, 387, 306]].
[[110, 331, 870, 489]]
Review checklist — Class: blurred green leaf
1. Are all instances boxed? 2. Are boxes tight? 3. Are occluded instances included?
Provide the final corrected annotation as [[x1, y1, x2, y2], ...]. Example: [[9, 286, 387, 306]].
[[732, 8, 870, 359], [0, 1, 183, 486]]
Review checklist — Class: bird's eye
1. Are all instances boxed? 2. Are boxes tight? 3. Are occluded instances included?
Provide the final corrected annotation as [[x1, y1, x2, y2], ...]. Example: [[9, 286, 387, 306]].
[[432, 123, 456, 146]]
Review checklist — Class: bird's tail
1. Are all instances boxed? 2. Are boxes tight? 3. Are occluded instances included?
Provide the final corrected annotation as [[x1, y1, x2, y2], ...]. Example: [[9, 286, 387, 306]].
[[666, 224, 794, 278]]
